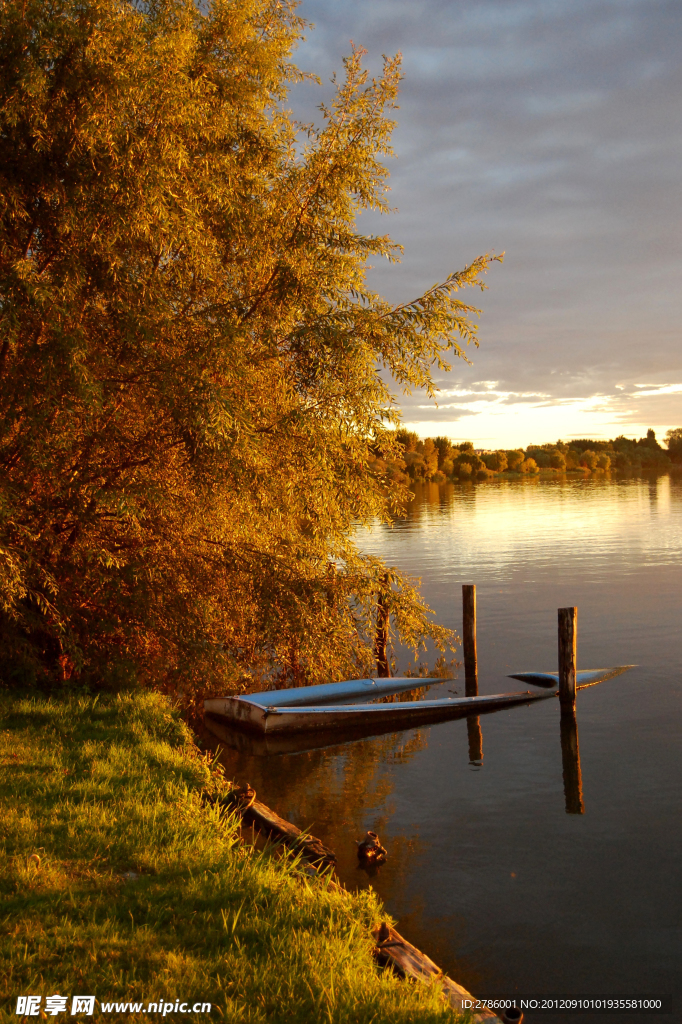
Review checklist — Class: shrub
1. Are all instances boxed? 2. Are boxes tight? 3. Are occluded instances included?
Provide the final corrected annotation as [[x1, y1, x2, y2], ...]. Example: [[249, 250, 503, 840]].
[[506, 450, 524, 472]]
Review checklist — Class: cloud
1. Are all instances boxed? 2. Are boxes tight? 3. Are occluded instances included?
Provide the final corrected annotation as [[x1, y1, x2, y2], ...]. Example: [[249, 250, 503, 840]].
[[401, 381, 681, 446], [632, 384, 682, 396], [293, 0, 682, 445]]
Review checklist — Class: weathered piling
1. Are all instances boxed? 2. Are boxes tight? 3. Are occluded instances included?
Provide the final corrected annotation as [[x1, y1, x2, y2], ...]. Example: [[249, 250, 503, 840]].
[[374, 574, 391, 678], [560, 706, 584, 814], [462, 584, 478, 695], [558, 606, 577, 706]]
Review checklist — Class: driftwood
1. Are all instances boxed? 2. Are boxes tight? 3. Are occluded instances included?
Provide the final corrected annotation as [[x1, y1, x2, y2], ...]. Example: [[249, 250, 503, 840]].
[[214, 787, 336, 869], [244, 798, 337, 868], [210, 786, 505, 1018], [373, 922, 504, 1024]]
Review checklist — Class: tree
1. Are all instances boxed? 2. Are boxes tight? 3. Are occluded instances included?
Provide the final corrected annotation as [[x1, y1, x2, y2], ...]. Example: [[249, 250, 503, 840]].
[[420, 438, 439, 478], [506, 450, 524, 472], [432, 436, 454, 469], [454, 452, 484, 478], [526, 446, 551, 468], [637, 428, 663, 451], [395, 429, 420, 454], [0, 0, 499, 694], [481, 450, 506, 472], [665, 428, 682, 461]]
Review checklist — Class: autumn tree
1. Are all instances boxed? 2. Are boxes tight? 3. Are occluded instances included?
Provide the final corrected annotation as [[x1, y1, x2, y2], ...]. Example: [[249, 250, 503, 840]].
[[432, 436, 454, 469], [580, 451, 599, 470], [506, 450, 524, 472], [395, 429, 420, 454], [481, 450, 507, 472], [0, 0, 499, 695], [665, 428, 682, 462]]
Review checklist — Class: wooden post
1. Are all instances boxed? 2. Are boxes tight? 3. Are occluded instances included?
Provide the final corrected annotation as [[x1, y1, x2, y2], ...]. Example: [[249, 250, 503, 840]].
[[558, 606, 577, 707], [560, 706, 584, 814], [374, 574, 391, 678], [462, 584, 478, 697]]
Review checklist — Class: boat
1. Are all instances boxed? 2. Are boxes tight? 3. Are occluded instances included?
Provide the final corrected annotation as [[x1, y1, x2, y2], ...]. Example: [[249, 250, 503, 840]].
[[203, 675, 555, 736], [204, 696, 551, 756], [508, 666, 635, 689]]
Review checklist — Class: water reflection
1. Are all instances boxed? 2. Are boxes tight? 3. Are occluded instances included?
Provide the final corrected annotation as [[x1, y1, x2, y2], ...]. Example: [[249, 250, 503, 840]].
[[201, 477, 682, 1011], [352, 477, 682, 1006], [202, 719, 432, 897], [559, 706, 584, 814], [364, 476, 682, 587], [466, 715, 483, 767]]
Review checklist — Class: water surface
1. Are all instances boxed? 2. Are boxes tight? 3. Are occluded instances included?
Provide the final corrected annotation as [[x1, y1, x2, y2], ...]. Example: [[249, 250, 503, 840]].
[[213, 477, 681, 1022]]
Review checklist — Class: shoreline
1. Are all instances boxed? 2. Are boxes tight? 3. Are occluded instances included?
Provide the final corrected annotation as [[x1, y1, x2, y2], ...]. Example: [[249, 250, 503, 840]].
[[418, 466, 682, 483], [1, 689, 478, 1023], [210, 781, 504, 1024]]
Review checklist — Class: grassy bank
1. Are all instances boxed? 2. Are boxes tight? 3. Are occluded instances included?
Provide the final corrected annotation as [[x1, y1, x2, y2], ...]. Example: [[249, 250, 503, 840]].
[[0, 691, 460, 1023]]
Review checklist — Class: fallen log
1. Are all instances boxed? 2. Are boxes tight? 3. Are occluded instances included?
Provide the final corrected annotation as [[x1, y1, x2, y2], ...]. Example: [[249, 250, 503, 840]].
[[243, 797, 337, 868], [212, 786, 336, 869], [210, 786, 503, 1018], [373, 922, 504, 1024]]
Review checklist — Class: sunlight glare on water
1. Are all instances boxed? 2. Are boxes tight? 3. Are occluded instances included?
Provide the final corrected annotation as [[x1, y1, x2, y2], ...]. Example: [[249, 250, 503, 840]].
[[361, 476, 677, 582]]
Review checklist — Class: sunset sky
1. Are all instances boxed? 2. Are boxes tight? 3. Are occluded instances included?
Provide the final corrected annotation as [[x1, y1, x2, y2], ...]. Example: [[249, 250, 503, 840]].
[[292, 0, 682, 449]]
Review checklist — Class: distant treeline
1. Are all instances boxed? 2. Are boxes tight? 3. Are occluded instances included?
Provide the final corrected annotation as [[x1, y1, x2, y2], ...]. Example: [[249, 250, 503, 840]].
[[372, 428, 682, 485]]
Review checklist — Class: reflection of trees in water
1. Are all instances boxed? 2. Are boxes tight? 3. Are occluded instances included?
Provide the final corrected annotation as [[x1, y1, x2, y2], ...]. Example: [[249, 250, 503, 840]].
[[315, 730, 431, 900], [215, 727, 429, 888]]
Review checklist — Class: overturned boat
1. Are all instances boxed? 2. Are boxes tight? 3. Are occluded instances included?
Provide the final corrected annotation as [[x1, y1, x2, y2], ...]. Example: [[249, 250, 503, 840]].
[[204, 675, 555, 736]]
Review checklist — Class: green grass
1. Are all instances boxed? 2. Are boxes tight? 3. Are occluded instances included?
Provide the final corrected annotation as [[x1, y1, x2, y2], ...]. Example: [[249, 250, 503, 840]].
[[0, 690, 462, 1022]]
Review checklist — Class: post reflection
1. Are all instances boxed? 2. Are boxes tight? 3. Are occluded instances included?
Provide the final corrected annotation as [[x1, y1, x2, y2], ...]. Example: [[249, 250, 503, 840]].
[[465, 669, 483, 767], [466, 715, 483, 766], [560, 705, 584, 814]]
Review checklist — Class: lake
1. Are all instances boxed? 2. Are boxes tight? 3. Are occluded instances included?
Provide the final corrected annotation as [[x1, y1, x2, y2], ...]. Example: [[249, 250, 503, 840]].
[[212, 476, 681, 1022]]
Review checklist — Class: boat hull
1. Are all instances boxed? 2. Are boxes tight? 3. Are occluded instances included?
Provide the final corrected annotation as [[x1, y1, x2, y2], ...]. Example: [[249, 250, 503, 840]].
[[204, 689, 555, 735], [508, 666, 635, 689], [240, 676, 432, 708]]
